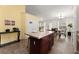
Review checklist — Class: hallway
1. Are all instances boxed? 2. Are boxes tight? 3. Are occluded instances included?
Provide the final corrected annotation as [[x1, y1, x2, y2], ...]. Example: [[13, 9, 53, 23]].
[[49, 35, 74, 54]]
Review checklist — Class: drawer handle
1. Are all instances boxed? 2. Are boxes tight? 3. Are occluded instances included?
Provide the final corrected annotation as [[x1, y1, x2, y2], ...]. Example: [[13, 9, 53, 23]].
[[34, 41, 35, 45]]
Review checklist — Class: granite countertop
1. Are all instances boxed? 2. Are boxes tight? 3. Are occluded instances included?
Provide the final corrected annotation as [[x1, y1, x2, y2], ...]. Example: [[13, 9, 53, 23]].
[[25, 31, 54, 39]]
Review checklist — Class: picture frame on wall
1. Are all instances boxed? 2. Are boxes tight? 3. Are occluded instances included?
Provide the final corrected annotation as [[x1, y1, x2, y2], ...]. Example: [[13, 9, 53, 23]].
[[5, 20, 10, 25], [11, 20, 15, 26], [5, 20, 15, 26]]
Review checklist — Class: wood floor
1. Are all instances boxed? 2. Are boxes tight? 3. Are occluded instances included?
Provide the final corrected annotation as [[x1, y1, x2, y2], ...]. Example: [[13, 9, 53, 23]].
[[49, 35, 74, 54], [0, 35, 75, 54], [0, 39, 29, 54]]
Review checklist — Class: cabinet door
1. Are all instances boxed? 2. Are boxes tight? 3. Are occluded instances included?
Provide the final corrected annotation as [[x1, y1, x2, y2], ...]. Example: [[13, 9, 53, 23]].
[[51, 34, 54, 46], [77, 35, 79, 51], [41, 36, 49, 54], [30, 37, 40, 54], [77, 40, 79, 51], [49, 34, 52, 50], [49, 34, 54, 50]]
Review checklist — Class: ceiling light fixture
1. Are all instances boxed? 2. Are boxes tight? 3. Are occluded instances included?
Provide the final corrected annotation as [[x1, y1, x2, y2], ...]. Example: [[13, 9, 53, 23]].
[[58, 13, 64, 19]]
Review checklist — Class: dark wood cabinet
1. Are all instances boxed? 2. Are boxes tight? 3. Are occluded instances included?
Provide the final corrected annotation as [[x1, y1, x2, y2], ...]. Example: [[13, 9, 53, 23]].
[[29, 33, 54, 54], [41, 35, 49, 53], [49, 34, 54, 50], [77, 32, 79, 51], [77, 40, 79, 51], [29, 37, 40, 53]]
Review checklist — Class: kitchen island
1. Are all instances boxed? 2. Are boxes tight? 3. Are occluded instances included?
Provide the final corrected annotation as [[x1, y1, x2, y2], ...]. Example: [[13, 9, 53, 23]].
[[26, 31, 54, 54]]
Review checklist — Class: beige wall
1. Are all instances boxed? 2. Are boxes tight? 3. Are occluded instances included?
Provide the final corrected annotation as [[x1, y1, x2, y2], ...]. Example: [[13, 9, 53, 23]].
[[0, 5, 26, 39]]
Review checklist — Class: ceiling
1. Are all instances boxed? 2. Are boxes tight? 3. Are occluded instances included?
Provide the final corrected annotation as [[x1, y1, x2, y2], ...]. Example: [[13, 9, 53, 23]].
[[26, 5, 75, 19]]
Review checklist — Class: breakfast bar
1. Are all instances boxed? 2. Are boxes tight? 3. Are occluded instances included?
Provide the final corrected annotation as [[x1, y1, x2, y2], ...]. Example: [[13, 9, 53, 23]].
[[26, 31, 54, 54]]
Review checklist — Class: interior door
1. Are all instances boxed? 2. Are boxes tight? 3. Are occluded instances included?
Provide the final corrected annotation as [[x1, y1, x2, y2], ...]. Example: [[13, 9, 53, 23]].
[[26, 19, 39, 33]]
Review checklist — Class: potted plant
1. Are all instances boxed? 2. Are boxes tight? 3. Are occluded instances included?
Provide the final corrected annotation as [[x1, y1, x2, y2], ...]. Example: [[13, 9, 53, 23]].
[[68, 23, 72, 28], [67, 23, 72, 36]]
